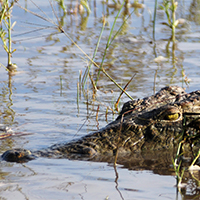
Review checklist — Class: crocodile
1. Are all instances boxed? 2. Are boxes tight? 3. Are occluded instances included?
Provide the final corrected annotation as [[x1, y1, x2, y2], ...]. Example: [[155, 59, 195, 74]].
[[2, 86, 200, 163]]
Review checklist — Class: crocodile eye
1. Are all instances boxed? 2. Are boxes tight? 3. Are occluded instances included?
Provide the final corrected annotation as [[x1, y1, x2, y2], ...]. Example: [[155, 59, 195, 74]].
[[164, 113, 179, 120], [159, 106, 181, 121]]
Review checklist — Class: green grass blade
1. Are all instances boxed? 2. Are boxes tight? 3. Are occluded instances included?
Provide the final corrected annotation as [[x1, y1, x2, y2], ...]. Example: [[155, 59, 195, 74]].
[[153, 0, 157, 40], [82, 16, 106, 88], [95, 0, 125, 85]]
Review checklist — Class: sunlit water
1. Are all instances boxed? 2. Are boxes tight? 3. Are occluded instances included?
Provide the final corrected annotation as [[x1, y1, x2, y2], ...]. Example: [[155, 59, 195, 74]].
[[0, 0, 200, 199]]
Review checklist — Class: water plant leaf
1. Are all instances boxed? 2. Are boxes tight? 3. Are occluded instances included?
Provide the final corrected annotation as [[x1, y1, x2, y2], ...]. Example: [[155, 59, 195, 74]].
[[11, 48, 16, 53], [11, 20, 16, 29], [80, 0, 91, 15], [160, 22, 171, 27], [174, 19, 179, 27], [131, 3, 145, 9]]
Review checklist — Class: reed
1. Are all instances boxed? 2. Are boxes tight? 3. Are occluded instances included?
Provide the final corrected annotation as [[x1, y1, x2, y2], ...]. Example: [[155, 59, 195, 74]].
[[80, 0, 91, 15], [17, 1, 134, 101], [95, 1, 126, 85], [0, 0, 17, 71], [159, 0, 179, 42], [153, 0, 158, 40], [172, 112, 200, 189], [82, 15, 106, 88]]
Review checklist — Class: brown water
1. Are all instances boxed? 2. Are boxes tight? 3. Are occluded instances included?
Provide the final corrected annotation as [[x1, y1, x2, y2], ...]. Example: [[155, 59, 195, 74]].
[[0, 0, 200, 199]]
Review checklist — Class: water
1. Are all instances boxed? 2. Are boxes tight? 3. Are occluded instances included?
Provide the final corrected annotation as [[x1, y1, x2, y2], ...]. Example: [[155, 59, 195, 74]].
[[0, 158, 178, 200], [0, 0, 200, 199]]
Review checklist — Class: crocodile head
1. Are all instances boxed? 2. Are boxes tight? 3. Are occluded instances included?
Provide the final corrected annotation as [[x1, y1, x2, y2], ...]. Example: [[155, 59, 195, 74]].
[[2, 86, 200, 163], [112, 86, 200, 152], [48, 86, 200, 158]]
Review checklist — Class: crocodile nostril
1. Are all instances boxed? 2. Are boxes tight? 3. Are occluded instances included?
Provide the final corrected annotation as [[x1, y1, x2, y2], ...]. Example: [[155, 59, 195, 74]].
[[15, 152, 20, 156]]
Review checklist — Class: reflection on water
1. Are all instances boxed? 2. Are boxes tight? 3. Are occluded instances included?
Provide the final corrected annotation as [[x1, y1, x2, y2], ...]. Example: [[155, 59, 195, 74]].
[[0, 75, 16, 126], [0, 0, 200, 199]]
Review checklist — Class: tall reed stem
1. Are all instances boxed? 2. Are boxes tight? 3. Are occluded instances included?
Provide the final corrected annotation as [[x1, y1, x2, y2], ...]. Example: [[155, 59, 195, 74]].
[[8, 15, 12, 66], [171, 0, 176, 42], [153, 0, 157, 40], [95, 0, 125, 85]]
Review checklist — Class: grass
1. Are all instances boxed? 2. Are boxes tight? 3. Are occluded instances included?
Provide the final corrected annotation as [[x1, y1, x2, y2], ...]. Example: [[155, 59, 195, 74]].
[[0, 0, 17, 71], [171, 112, 200, 191], [1, 0, 135, 103]]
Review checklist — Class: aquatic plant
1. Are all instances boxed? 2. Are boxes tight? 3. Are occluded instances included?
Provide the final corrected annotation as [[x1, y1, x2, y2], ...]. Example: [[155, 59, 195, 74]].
[[172, 112, 200, 192], [159, 0, 180, 43], [0, 0, 17, 72]]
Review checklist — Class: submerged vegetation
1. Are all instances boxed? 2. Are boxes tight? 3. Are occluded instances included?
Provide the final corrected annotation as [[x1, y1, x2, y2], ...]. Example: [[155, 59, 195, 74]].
[[0, 0, 200, 198]]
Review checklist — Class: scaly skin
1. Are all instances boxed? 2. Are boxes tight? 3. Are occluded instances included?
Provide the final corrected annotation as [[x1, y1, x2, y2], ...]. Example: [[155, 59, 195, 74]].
[[2, 86, 200, 163]]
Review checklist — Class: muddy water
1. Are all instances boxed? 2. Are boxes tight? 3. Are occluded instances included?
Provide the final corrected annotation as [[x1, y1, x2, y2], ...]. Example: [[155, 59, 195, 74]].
[[0, 0, 200, 199]]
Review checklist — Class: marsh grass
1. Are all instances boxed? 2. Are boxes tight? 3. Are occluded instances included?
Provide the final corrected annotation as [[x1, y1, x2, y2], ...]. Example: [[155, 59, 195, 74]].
[[172, 112, 200, 190], [80, 0, 136, 104], [82, 15, 106, 89], [159, 1, 178, 31], [95, 1, 126, 85], [13, 1, 135, 121], [0, 0, 17, 71]]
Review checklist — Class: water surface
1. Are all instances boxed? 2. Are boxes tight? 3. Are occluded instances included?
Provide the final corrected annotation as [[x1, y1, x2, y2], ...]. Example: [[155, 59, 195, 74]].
[[0, 0, 200, 199]]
